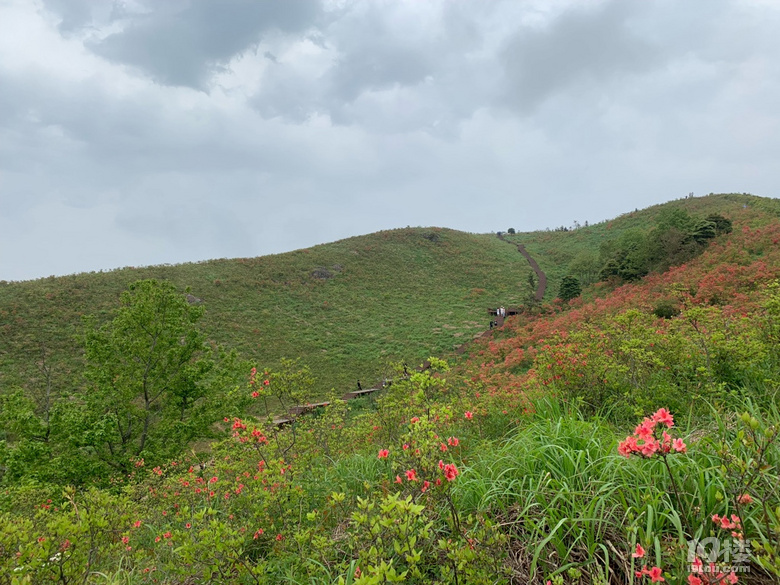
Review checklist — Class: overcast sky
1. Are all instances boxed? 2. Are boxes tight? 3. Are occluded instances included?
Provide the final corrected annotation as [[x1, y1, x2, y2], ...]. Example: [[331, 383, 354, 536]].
[[1, 0, 779, 281]]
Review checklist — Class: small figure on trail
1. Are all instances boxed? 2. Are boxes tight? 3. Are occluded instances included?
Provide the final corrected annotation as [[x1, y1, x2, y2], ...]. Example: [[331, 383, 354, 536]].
[[403, 363, 410, 377], [490, 321, 494, 329], [357, 379, 362, 391]]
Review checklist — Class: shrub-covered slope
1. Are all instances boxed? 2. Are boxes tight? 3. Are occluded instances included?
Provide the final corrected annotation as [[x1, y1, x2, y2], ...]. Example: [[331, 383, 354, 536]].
[[501, 193, 780, 303]]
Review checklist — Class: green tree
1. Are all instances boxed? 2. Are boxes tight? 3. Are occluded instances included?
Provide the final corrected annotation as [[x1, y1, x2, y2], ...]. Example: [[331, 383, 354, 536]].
[[599, 230, 649, 282], [558, 276, 582, 302], [706, 213, 733, 235], [525, 270, 540, 308], [80, 280, 242, 473]]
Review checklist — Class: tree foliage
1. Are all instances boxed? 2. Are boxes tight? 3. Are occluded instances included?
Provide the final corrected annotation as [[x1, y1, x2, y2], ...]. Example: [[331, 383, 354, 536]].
[[599, 211, 734, 283], [557, 275, 582, 302], [80, 279, 243, 473]]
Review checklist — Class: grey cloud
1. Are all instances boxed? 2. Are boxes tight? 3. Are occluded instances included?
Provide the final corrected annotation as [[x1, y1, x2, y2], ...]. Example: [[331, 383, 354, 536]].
[[252, 1, 490, 132], [41, 0, 104, 32], [499, 1, 663, 113], [328, 44, 431, 103], [90, 0, 322, 89]]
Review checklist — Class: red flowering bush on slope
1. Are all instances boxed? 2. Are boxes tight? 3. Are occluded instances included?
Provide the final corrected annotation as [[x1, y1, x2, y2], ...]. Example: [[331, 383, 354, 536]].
[[459, 219, 780, 423]]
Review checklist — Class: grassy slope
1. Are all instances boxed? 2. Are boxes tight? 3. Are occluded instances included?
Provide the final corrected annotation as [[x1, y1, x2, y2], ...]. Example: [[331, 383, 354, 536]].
[[3, 194, 778, 401], [502, 193, 780, 302], [0, 228, 532, 397]]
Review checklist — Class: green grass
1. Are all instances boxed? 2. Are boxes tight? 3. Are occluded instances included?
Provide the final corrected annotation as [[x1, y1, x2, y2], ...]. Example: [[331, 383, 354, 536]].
[[0, 227, 532, 398], [453, 397, 766, 582]]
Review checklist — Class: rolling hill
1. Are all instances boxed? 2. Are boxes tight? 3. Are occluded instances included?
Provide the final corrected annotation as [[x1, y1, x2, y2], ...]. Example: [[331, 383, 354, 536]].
[[1, 227, 534, 397], [2, 193, 777, 401]]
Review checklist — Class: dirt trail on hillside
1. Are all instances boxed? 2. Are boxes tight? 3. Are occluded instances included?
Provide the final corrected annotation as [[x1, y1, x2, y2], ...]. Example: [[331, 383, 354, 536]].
[[496, 234, 547, 301], [515, 243, 547, 301]]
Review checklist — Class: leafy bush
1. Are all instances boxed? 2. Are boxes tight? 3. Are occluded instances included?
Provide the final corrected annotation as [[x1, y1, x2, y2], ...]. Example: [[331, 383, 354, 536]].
[[557, 276, 581, 302], [653, 300, 680, 319]]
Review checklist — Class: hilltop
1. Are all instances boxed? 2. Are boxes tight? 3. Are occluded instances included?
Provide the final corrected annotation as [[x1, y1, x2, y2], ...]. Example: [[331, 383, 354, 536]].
[[502, 193, 780, 303], [2, 193, 778, 402]]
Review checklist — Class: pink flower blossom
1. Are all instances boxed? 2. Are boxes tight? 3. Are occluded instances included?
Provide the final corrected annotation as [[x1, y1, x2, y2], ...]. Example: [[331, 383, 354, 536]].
[[635, 418, 656, 439], [653, 408, 674, 428], [647, 566, 665, 582], [640, 438, 660, 457], [443, 463, 459, 481]]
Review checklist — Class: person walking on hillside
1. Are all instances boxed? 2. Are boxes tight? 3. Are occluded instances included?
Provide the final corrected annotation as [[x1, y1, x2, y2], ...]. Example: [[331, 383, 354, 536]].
[[357, 379, 362, 391]]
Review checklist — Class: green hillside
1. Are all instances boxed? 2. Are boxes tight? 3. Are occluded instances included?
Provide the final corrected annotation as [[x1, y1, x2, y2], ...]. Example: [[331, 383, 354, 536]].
[[1, 227, 532, 397], [3, 194, 778, 402], [502, 193, 780, 302]]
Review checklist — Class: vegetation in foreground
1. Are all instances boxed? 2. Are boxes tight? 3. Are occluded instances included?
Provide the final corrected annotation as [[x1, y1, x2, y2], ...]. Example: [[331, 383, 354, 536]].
[[1, 194, 780, 583]]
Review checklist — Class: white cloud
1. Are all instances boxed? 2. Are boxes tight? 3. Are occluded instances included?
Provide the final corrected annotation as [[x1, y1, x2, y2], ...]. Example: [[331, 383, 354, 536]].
[[0, 0, 778, 281]]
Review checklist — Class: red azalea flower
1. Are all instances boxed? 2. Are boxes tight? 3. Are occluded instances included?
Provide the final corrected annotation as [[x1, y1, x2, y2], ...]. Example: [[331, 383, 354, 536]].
[[652, 408, 674, 428], [647, 566, 665, 582], [443, 463, 459, 481]]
